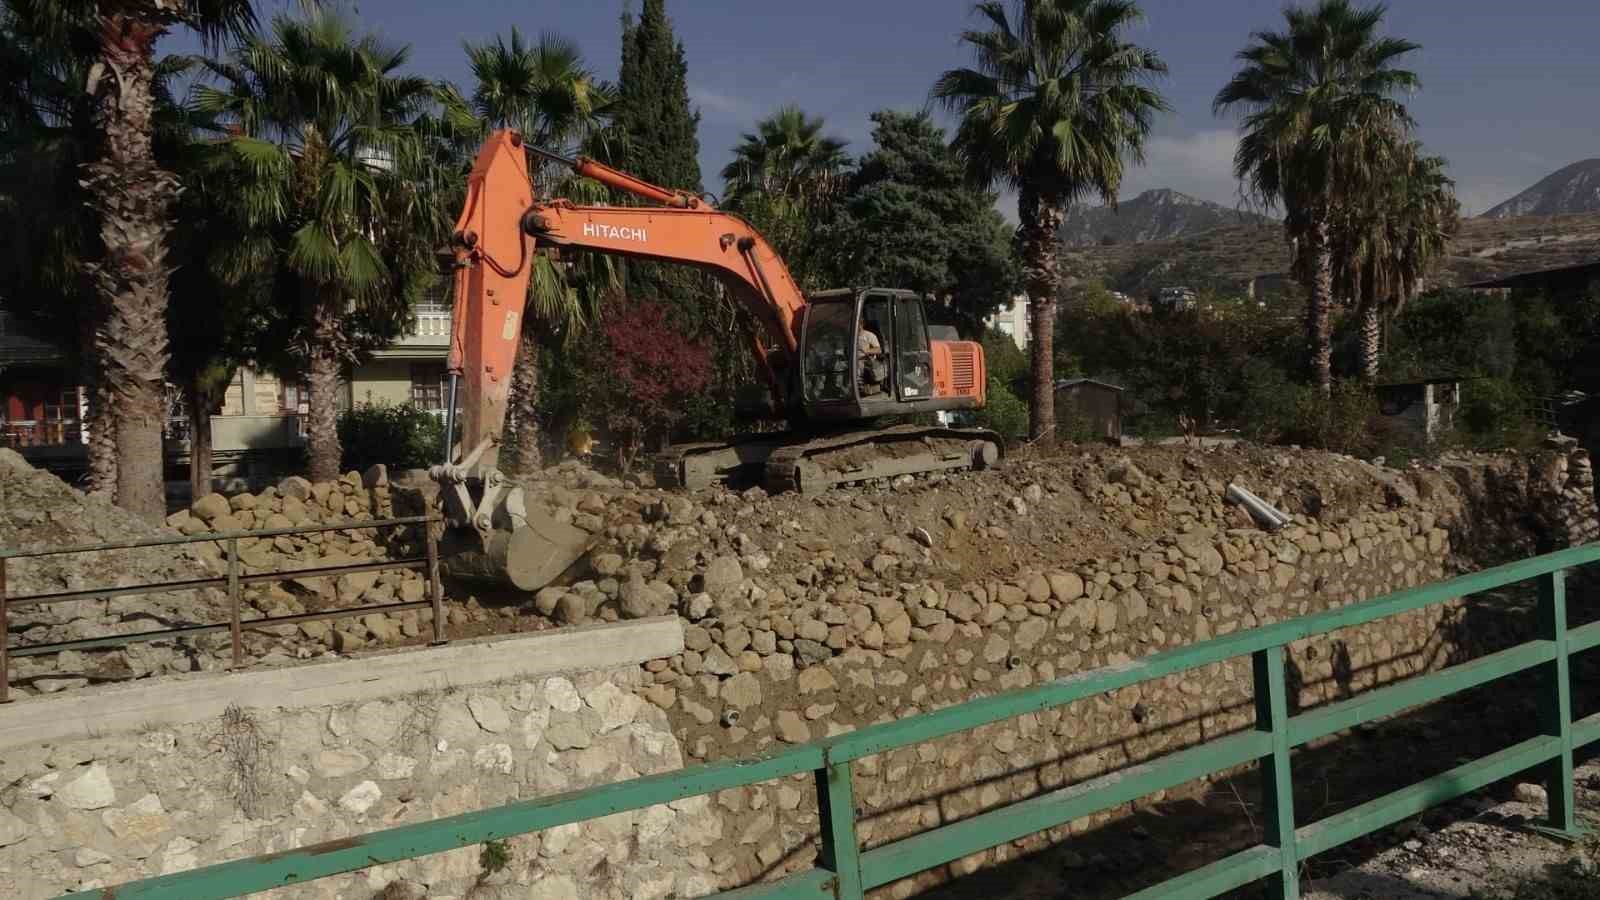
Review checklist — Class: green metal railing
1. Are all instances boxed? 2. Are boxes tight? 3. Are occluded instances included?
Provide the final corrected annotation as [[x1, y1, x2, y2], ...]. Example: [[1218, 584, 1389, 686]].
[[67, 542, 1600, 900]]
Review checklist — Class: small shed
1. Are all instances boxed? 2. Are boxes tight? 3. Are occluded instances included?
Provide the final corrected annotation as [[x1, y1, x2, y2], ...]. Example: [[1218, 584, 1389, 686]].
[[1055, 377, 1124, 443], [1376, 377, 1464, 443]]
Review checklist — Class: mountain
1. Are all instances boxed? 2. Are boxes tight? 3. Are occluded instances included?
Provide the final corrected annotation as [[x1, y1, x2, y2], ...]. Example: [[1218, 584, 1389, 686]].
[[1062, 213, 1600, 298], [1059, 188, 1276, 247], [1483, 159, 1600, 218]]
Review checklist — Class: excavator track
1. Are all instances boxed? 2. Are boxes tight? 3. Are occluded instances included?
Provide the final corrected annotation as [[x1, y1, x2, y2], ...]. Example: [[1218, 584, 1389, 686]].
[[763, 425, 1003, 495], [654, 432, 797, 489], [655, 425, 1004, 494]]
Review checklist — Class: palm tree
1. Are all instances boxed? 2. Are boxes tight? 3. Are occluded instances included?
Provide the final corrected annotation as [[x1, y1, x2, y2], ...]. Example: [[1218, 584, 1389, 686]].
[[8, 0, 256, 520], [1215, 0, 1421, 395], [721, 105, 849, 288], [722, 105, 849, 208], [933, 0, 1168, 440], [1333, 141, 1457, 380], [197, 10, 445, 482], [446, 27, 617, 477]]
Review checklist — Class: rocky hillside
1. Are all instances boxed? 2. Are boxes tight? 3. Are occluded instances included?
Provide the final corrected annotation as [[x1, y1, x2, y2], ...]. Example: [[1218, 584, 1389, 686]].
[[1060, 188, 1274, 247], [1483, 158, 1600, 218], [1065, 212, 1600, 297]]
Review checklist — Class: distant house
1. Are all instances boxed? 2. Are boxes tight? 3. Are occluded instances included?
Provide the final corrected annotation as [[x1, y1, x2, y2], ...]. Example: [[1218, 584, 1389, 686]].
[[1, 297, 451, 483], [0, 304, 84, 467], [1055, 377, 1124, 443], [1464, 259, 1600, 300], [985, 294, 1030, 351], [1376, 377, 1463, 443]]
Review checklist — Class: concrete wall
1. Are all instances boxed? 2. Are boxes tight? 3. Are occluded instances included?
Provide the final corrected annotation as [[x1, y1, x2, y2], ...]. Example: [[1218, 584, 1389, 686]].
[[0, 625, 695, 899], [350, 358, 414, 408]]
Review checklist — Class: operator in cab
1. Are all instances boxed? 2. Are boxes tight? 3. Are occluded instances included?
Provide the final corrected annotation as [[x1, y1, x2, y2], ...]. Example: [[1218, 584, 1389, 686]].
[[858, 321, 886, 396]]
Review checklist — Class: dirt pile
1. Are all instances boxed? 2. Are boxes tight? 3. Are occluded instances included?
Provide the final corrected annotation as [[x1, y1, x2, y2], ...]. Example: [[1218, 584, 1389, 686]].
[[0, 449, 222, 692]]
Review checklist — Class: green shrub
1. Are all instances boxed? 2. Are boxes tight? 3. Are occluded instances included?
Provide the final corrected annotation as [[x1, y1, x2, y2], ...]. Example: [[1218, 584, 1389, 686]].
[[337, 402, 447, 473], [976, 376, 1028, 441], [478, 839, 511, 878], [1286, 383, 1378, 455], [1452, 377, 1543, 450]]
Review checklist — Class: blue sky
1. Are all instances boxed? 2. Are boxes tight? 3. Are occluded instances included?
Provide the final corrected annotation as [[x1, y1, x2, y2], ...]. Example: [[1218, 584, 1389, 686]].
[[175, 1, 1600, 217]]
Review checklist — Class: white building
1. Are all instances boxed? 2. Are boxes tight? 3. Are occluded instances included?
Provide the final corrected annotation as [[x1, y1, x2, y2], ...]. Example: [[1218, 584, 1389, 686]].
[[986, 294, 1030, 350]]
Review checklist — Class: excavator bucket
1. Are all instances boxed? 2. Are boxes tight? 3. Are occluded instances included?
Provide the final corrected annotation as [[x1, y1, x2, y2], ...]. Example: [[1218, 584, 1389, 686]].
[[441, 510, 593, 592]]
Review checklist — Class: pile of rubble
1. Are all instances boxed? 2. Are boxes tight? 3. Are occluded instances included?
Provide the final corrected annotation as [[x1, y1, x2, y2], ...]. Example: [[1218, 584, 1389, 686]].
[[1, 450, 221, 692]]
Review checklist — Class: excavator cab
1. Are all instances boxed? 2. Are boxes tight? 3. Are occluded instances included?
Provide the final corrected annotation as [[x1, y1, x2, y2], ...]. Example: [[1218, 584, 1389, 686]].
[[800, 289, 938, 419]]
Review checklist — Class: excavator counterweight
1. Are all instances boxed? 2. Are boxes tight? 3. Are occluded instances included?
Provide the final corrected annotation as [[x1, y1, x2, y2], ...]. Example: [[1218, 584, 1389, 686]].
[[432, 129, 1002, 591]]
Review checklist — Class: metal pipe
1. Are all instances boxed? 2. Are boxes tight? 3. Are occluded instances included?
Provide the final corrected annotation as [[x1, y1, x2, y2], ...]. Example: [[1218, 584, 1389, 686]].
[[426, 523, 446, 646], [0, 515, 438, 561], [1226, 483, 1292, 531], [1, 558, 10, 703], [7, 600, 433, 659], [442, 373, 459, 467], [227, 538, 242, 668]]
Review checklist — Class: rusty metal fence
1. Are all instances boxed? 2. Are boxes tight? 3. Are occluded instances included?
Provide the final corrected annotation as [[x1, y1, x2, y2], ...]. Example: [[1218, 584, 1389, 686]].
[[0, 514, 444, 702]]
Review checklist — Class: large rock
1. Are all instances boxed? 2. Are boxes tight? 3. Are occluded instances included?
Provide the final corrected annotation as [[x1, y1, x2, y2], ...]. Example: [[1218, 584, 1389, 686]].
[[468, 695, 511, 733], [720, 673, 763, 710], [59, 764, 116, 810], [620, 575, 668, 619], [279, 476, 314, 501], [191, 492, 231, 524], [0, 808, 30, 848], [701, 556, 744, 597]]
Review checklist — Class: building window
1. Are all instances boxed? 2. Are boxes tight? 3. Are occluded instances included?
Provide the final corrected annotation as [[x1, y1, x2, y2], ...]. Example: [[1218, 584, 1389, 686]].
[[411, 363, 447, 411], [281, 381, 309, 416]]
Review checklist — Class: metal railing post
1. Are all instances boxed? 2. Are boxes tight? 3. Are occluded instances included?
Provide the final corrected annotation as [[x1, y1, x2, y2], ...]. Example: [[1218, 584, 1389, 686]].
[[426, 520, 446, 645], [1537, 568, 1580, 837], [1254, 644, 1300, 898], [815, 757, 864, 899], [227, 538, 242, 668], [1, 557, 10, 703]]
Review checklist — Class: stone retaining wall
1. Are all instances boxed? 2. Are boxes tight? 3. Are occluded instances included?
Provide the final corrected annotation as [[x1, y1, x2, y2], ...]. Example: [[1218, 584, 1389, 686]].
[[0, 663, 714, 899]]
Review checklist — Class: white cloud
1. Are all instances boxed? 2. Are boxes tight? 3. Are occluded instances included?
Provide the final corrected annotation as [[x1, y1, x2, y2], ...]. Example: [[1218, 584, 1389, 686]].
[[1118, 129, 1247, 207], [1455, 179, 1522, 217], [688, 83, 759, 125]]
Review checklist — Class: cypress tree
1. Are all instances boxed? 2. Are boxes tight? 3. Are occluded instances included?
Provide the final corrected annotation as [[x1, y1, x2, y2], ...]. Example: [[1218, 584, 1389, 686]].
[[612, 0, 751, 439], [616, 0, 702, 195], [614, 0, 707, 321]]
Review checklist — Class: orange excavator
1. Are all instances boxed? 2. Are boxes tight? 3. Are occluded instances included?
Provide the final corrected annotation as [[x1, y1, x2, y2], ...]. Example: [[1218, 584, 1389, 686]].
[[431, 130, 1001, 589]]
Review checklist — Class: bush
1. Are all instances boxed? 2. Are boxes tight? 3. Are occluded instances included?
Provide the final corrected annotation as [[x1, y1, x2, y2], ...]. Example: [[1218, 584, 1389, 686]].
[[1452, 377, 1543, 450], [337, 402, 446, 473], [1284, 383, 1378, 456], [976, 376, 1028, 441], [574, 298, 713, 472]]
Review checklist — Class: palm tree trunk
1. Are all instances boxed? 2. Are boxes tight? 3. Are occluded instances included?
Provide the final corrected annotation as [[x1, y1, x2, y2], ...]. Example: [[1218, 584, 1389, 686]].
[[499, 321, 543, 478], [82, 15, 176, 523], [1018, 185, 1063, 441], [1303, 217, 1335, 396], [77, 314, 118, 498], [1358, 301, 1382, 383], [185, 376, 215, 500], [305, 298, 343, 482]]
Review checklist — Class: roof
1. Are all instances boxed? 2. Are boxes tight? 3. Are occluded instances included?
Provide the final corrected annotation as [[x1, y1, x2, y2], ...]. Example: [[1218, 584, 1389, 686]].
[[1376, 376, 1472, 388], [1055, 377, 1125, 392], [1463, 258, 1600, 291], [0, 309, 68, 366]]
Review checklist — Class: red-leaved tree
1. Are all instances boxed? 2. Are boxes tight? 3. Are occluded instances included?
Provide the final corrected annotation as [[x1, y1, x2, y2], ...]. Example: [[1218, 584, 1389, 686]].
[[581, 298, 713, 471]]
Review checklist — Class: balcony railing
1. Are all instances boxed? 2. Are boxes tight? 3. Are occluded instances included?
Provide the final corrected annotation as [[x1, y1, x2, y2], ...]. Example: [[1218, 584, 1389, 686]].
[[2, 421, 81, 449]]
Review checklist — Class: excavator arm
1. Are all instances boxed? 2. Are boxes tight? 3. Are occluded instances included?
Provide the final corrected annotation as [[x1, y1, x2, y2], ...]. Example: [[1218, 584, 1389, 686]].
[[430, 129, 813, 587]]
